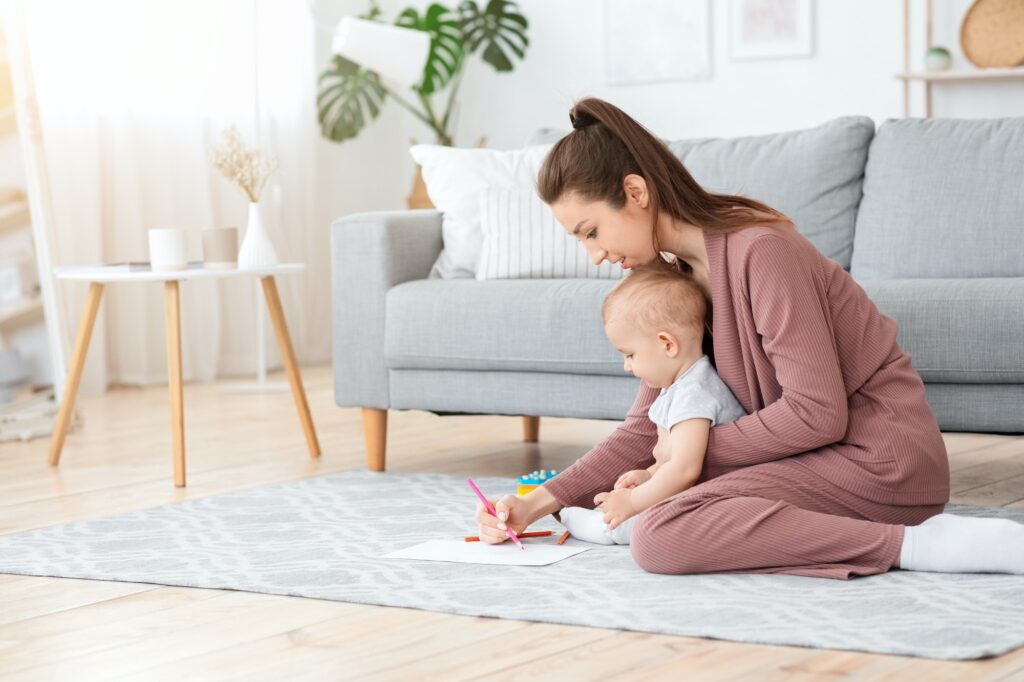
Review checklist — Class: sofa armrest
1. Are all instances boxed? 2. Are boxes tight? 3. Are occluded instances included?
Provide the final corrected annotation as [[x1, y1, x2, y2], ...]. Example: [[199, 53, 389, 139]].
[[331, 209, 443, 408]]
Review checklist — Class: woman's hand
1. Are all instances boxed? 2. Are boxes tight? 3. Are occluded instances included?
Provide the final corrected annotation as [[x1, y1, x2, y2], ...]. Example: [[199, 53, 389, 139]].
[[594, 488, 638, 530], [474, 486, 563, 544], [474, 495, 531, 544], [614, 469, 652, 489]]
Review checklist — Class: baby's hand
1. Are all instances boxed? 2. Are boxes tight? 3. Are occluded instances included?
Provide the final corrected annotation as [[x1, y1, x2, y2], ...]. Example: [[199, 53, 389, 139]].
[[594, 488, 638, 530], [614, 469, 652, 489]]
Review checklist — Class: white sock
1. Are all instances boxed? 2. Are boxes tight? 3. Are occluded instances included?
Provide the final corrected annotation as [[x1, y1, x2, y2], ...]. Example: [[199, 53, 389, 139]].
[[899, 513, 1024, 574], [558, 506, 637, 545]]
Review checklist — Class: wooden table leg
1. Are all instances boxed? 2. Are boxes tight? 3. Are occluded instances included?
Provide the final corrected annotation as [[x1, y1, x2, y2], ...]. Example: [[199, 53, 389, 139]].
[[49, 282, 104, 466], [164, 281, 186, 487], [260, 276, 321, 458]]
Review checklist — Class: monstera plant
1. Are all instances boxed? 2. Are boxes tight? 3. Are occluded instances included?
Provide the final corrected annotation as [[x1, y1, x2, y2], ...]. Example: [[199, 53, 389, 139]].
[[317, 0, 529, 146]]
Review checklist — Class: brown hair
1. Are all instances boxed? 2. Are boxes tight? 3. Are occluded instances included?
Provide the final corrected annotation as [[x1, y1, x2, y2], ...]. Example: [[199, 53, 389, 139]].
[[603, 259, 706, 340], [537, 97, 791, 261]]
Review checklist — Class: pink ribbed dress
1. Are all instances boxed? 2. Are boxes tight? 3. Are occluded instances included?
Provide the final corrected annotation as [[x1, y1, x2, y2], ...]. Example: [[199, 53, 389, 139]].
[[544, 222, 950, 579]]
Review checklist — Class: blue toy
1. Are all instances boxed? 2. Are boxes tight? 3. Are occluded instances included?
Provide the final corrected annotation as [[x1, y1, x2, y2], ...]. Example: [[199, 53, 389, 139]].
[[517, 469, 559, 495]]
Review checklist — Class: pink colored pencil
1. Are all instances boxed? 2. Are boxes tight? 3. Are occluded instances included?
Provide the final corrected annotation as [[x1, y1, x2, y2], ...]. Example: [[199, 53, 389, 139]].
[[466, 478, 525, 550]]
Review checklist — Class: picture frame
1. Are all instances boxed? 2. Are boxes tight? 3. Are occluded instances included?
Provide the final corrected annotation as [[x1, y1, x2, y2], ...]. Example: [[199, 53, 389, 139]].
[[729, 0, 815, 61]]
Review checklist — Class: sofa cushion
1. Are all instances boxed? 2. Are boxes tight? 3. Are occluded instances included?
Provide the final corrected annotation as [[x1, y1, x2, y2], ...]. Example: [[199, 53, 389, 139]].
[[477, 187, 625, 280], [384, 279, 624, 375], [859, 278, 1024, 383], [386, 276, 1024, 384], [410, 143, 553, 279], [529, 117, 875, 270], [851, 117, 1024, 279], [668, 117, 873, 270]]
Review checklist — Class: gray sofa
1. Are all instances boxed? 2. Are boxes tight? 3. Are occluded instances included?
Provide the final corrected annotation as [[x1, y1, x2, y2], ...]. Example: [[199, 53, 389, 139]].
[[332, 116, 1024, 471]]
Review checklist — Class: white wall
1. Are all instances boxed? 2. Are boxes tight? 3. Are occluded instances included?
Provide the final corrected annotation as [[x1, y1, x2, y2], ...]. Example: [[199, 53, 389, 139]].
[[386, 0, 1024, 155]]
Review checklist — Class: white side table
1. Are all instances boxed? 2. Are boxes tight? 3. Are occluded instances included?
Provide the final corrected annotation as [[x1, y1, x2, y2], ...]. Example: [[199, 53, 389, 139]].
[[49, 263, 321, 487]]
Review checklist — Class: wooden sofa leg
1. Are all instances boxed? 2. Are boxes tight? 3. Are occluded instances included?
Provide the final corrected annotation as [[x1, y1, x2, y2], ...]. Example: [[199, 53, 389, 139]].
[[523, 416, 540, 443], [362, 408, 387, 472]]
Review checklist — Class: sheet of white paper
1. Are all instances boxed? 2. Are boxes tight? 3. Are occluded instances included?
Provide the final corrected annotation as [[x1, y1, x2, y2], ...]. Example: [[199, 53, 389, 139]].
[[382, 539, 591, 566]]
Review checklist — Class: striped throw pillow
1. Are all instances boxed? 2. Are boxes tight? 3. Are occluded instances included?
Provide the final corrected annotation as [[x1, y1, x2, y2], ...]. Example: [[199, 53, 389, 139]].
[[475, 187, 627, 280]]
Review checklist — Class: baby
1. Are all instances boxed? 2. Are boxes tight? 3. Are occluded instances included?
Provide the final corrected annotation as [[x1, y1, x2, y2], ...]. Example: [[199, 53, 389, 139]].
[[558, 259, 746, 544]]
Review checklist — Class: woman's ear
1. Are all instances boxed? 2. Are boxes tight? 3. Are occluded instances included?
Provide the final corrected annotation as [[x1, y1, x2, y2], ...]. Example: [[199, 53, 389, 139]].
[[623, 174, 649, 209], [656, 331, 679, 357]]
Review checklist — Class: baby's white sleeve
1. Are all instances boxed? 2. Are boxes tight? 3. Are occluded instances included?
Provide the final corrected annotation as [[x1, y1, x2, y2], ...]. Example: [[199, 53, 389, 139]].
[[663, 388, 719, 429]]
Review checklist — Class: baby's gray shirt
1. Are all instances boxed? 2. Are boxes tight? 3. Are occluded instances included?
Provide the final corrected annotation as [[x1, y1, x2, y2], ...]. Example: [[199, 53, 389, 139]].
[[647, 355, 746, 431]]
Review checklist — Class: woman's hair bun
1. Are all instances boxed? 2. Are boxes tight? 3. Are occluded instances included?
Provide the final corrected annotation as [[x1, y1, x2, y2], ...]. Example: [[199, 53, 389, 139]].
[[569, 108, 597, 130]]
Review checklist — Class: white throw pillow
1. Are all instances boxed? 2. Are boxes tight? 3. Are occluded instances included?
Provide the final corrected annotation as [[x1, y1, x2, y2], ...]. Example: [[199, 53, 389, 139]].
[[409, 143, 553, 278], [476, 187, 627, 280]]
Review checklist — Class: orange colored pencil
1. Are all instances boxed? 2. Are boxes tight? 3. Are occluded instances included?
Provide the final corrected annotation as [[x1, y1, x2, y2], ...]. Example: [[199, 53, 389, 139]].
[[464, 530, 553, 542], [557, 530, 570, 545]]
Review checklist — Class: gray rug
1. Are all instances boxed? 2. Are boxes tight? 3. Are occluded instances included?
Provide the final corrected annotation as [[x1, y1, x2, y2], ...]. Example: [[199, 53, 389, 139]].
[[0, 471, 1022, 660]]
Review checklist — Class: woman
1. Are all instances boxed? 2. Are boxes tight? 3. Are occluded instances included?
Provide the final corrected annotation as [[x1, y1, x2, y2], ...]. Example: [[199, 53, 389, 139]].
[[474, 98, 1024, 579]]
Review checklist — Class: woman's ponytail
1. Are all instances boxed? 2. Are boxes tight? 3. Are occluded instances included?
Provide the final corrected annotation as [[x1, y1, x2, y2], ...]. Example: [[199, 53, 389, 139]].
[[538, 97, 789, 240]]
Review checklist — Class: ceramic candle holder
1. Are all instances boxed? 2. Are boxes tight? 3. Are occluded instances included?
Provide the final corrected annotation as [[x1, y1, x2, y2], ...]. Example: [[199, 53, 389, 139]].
[[148, 229, 188, 272], [202, 228, 238, 270]]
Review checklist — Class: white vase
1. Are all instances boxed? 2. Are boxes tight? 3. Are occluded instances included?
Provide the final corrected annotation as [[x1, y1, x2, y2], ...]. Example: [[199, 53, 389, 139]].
[[238, 201, 279, 269]]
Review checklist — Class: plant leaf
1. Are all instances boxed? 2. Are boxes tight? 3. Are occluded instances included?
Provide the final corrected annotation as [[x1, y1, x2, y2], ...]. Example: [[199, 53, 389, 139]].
[[458, 0, 529, 72], [316, 56, 388, 143], [396, 4, 464, 96]]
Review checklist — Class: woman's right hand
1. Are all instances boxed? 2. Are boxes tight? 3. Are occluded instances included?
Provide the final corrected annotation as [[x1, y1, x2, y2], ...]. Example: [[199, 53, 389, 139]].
[[475, 494, 531, 544]]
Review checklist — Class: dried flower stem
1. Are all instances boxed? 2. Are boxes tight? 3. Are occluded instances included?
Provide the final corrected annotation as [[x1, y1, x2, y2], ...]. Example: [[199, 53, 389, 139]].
[[210, 126, 277, 203]]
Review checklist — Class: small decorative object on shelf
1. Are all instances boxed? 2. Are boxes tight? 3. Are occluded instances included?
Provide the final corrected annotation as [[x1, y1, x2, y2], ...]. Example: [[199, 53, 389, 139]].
[[960, 0, 1024, 68], [210, 127, 279, 269], [517, 469, 559, 496], [925, 46, 952, 71]]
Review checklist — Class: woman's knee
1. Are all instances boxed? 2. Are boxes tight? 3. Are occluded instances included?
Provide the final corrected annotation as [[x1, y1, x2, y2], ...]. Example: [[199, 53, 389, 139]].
[[630, 506, 709, 575]]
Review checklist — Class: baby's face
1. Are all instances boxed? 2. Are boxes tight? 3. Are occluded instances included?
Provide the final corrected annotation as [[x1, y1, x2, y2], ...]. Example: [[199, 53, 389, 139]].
[[604, 316, 695, 389]]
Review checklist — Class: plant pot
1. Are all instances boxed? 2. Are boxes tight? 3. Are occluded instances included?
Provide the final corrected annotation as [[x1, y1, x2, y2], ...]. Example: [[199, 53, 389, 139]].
[[238, 202, 279, 269], [406, 166, 435, 210]]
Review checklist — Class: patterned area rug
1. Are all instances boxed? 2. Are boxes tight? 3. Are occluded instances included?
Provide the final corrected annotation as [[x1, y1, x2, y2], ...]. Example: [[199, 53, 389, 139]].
[[0, 470, 1022, 660]]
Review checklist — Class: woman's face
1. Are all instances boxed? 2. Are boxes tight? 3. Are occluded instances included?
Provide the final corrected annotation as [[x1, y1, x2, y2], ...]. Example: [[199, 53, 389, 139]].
[[549, 182, 659, 270]]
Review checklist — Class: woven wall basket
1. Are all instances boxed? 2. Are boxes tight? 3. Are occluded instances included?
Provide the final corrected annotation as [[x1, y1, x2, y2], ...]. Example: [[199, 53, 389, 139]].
[[960, 0, 1024, 68]]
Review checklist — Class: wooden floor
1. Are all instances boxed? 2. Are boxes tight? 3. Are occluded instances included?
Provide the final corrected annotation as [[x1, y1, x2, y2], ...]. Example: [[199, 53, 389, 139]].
[[1, 366, 1023, 681]]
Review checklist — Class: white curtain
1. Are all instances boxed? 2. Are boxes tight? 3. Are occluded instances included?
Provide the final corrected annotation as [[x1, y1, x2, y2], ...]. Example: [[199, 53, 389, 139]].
[[13, 0, 329, 393]]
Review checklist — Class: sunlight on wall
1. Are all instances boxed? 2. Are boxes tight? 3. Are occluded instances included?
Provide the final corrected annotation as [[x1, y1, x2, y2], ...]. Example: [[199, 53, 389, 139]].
[[27, 0, 254, 118]]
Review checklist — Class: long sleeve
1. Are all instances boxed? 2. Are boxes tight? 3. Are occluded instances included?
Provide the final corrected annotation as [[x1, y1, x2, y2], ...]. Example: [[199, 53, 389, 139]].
[[543, 382, 659, 509], [706, 235, 848, 466]]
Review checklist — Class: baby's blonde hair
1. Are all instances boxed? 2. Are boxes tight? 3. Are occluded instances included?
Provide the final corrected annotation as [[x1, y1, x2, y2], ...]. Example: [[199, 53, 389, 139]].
[[602, 258, 707, 338]]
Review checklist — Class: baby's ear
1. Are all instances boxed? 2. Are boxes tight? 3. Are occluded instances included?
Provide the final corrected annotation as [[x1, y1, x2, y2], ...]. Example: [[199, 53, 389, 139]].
[[656, 331, 679, 357]]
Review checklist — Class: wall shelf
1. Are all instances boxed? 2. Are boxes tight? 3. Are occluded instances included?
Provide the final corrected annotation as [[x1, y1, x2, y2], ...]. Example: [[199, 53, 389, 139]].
[[0, 199, 29, 236], [0, 294, 42, 329], [0, 107, 15, 136], [896, 66, 1024, 83], [900, 0, 1024, 117]]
